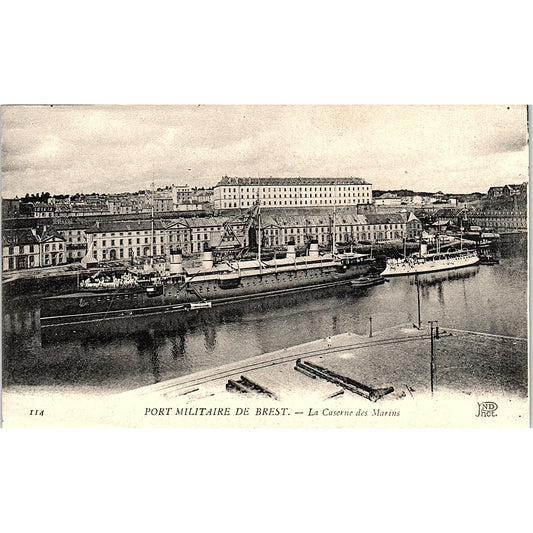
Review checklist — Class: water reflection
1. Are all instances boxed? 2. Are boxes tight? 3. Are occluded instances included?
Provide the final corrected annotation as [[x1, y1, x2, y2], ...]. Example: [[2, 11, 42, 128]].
[[408, 266, 479, 288]]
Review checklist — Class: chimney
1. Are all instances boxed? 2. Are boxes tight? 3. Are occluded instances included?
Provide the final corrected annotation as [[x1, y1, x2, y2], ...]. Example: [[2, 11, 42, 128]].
[[308, 240, 319, 259], [202, 248, 214, 270], [286, 240, 296, 261]]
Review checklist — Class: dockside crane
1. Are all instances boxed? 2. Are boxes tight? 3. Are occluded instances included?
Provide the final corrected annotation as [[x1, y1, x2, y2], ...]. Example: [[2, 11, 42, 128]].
[[212, 202, 260, 260]]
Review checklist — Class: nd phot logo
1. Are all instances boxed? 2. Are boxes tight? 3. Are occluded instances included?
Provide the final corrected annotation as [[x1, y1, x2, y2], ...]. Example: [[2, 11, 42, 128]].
[[476, 401, 498, 417]]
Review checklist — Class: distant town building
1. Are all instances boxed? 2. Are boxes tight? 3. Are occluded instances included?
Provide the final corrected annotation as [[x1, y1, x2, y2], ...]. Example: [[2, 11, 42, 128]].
[[374, 193, 402, 206], [2, 198, 20, 219], [487, 186, 504, 199], [172, 184, 192, 206], [213, 177, 373, 210], [487, 183, 527, 207]]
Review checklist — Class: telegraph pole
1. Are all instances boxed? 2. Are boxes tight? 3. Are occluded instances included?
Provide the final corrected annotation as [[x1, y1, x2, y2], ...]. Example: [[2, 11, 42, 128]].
[[416, 273, 421, 329], [428, 320, 436, 396]]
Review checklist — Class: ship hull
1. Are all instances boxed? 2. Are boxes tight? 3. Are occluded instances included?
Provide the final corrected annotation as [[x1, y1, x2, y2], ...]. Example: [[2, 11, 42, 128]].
[[41, 261, 373, 327], [381, 254, 479, 277]]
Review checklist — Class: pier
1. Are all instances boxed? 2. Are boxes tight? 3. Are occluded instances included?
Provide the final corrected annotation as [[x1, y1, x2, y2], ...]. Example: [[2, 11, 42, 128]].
[[2, 319, 528, 429], [118, 322, 527, 405]]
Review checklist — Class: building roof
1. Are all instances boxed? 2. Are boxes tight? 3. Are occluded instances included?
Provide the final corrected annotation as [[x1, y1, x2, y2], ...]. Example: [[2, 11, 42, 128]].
[[85, 220, 169, 234], [215, 176, 370, 187], [262, 213, 383, 227], [185, 216, 227, 228], [365, 213, 406, 225], [2, 227, 64, 246], [262, 214, 332, 227], [2, 228, 39, 246]]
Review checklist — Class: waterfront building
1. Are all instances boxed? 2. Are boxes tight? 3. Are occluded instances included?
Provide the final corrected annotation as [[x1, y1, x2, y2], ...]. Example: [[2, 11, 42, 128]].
[[75, 208, 422, 267], [467, 209, 527, 232], [213, 176, 372, 210], [83, 220, 171, 266], [186, 216, 232, 253], [81, 218, 196, 266], [2, 227, 66, 271], [53, 221, 91, 262], [261, 211, 421, 247], [406, 212, 423, 238]]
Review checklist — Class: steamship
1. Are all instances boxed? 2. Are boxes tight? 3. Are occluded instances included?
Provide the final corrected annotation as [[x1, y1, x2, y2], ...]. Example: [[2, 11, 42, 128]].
[[40, 243, 374, 326], [41, 189, 378, 330], [381, 240, 479, 277]]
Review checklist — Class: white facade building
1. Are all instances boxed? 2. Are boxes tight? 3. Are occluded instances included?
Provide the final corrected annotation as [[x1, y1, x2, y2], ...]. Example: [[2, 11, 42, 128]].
[[213, 177, 372, 210]]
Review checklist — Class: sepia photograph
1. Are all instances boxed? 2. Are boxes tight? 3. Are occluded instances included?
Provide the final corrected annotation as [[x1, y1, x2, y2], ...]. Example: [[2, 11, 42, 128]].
[[1, 104, 529, 428]]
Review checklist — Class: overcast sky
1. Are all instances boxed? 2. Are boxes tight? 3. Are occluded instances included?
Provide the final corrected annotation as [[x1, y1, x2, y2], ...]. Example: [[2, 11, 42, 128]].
[[1, 105, 528, 198]]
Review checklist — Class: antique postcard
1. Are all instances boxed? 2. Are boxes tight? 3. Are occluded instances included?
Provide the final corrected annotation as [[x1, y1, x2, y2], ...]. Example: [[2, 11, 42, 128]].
[[1, 105, 529, 428]]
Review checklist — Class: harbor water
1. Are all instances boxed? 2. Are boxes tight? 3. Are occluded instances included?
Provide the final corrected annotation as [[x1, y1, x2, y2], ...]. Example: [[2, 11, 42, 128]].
[[2, 235, 527, 395]]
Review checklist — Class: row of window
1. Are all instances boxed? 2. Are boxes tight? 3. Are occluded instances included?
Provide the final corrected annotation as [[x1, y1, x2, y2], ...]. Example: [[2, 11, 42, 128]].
[[221, 186, 371, 193], [6, 253, 64, 270], [264, 223, 404, 234], [223, 192, 371, 200], [220, 198, 372, 208], [94, 232, 191, 248], [264, 230, 406, 245], [92, 246, 160, 260], [6, 243, 64, 255]]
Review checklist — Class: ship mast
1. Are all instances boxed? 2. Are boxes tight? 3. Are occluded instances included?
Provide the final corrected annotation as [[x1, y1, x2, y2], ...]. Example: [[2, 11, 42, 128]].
[[332, 203, 337, 255], [436, 216, 440, 253], [257, 190, 262, 271], [151, 177, 155, 267]]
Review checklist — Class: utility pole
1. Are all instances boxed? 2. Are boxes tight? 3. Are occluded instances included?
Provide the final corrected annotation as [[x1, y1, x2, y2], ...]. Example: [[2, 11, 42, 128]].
[[369, 316, 373, 338], [428, 320, 436, 396], [416, 273, 421, 329]]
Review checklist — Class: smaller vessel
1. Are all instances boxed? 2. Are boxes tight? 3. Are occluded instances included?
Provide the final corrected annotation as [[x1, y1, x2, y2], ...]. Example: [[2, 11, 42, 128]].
[[188, 301, 213, 310], [351, 275, 386, 288], [381, 241, 479, 277], [479, 253, 499, 265]]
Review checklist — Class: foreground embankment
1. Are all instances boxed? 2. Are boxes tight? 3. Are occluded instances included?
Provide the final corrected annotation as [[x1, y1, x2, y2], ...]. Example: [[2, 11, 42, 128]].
[[3, 323, 527, 428]]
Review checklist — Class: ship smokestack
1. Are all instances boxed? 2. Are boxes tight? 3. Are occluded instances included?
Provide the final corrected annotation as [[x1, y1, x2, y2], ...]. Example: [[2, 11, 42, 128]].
[[169, 247, 183, 274], [287, 241, 296, 261], [202, 249, 214, 269], [308, 240, 319, 259]]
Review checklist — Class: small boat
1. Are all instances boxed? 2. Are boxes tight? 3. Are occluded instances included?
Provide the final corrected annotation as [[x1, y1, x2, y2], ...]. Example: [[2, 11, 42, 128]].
[[479, 254, 499, 265], [351, 275, 386, 288], [188, 301, 212, 310]]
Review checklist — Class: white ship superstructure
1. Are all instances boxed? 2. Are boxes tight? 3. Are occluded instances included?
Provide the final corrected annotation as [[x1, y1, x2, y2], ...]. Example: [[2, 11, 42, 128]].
[[381, 242, 479, 277]]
